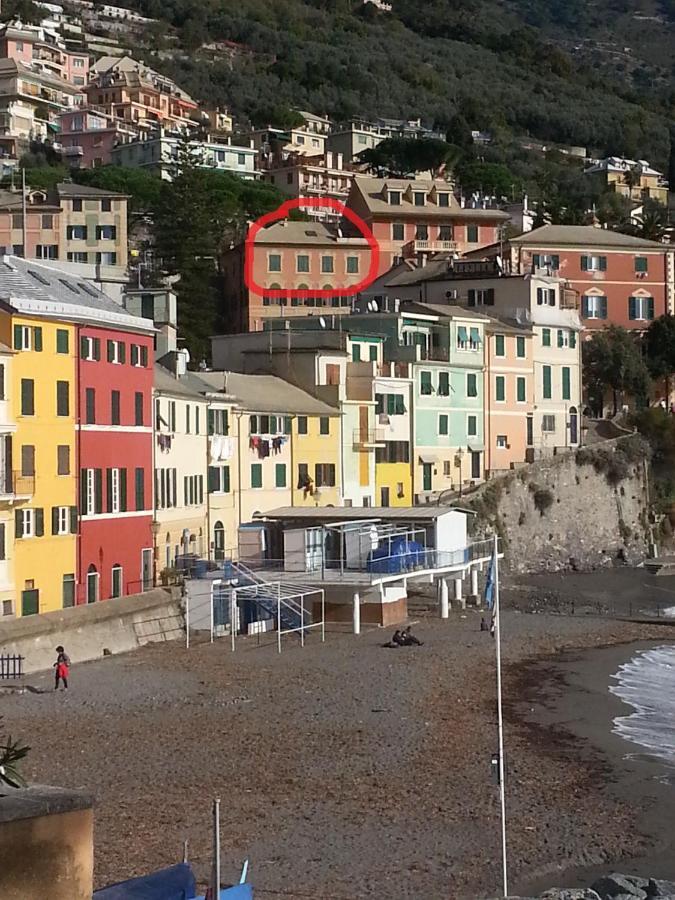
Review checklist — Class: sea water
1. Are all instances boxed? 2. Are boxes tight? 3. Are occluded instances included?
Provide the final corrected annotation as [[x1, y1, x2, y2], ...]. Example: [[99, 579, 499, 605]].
[[610, 645, 675, 767]]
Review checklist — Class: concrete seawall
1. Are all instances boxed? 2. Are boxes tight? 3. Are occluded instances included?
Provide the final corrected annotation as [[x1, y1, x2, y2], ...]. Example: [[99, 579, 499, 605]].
[[0, 588, 184, 674]]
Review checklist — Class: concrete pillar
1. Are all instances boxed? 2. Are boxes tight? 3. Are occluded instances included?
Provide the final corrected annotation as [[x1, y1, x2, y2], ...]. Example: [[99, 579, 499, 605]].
[[353, 592, 360, 635], [440, 578, 449, 619], [454, 577, 465, 610], [470, 567, 479, 599]]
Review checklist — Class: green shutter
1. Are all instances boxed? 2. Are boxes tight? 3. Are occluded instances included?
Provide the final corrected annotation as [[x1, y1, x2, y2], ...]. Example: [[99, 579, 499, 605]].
[[80, 470, 87, 514], [557, 330, 564, 348], [420, 371, 432, 394], [93, 337, 101, 360], [106, 468, 113, 512], [275, 463, 286, 488], [94, 469, 103, 513], [542, 329, 551, 347], [543, 366, 552, 399], [251, 464, 262, 488], [56, 329, 68, 354], [570, 331, 577, 349], [580, 255, 588, 271], [119, 342, 126, 364], [562, 367, 571, 400], [20, 379, 34, 415], [636, 256, 648, 273], [517, 377, 526, 403], [628, 297, 637, 320], [13, 324, 22, 350], [80, 336, 87, 358], [496, 376, 505, 401], [352, 344, 361, 361], [51, 506, 59, 535], [135, 468, 144, 510], [439, 415, 448, 435], [69, 506, 77, 533], [599, 256, 607, 271], [223, 467, 230, 493], [35, 508, 44, 537], [387, 394, 395, 415], [208, 466, 219, 492], [647, 297, 655, 320], [15, 508, 22, 538], [516, 336, 525, 358], [33, 327, 42, 352], [120, 468, 127, 511], [467, 373, 477, 397], [495, 334, 505, 356], [107, 340, 114, 362]]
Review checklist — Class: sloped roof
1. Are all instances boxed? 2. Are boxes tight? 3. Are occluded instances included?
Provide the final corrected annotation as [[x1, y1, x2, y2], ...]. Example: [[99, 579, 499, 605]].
[[511, 224, 666, 249], [56, 182, 128, 199], [0, 256, 153, 332], [351, 176, 510, 221], [401, 302, 490, 321], [198, 371, 338, 415], [252, 221, 367, 246], [154, 364, 211, 398]]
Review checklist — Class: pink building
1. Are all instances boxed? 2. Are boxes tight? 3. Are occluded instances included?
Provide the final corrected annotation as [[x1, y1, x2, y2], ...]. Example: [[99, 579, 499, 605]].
[[0, 23, 89, 86], [484, 317, 534, 474], [57, 108, 138, 168], [263, 150, 355, 221]]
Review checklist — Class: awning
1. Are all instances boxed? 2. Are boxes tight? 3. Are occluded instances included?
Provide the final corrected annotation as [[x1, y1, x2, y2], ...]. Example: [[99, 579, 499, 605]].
[[470, 327, 481, 343], [419, 454, 437, 464], [457, 326, 468, 341]]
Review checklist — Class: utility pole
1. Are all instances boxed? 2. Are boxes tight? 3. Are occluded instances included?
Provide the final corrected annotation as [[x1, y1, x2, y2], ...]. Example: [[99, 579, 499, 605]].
[[21, 167, 27, 258]]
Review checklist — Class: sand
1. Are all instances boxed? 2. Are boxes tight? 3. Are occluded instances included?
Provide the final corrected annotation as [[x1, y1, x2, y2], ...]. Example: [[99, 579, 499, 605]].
[[1, 595, 674, 899]]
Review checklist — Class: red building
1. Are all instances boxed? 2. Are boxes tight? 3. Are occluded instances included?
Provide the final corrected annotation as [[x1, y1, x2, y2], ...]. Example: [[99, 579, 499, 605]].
[[77, 320, 155, 604], [473, 225, 675, 331]]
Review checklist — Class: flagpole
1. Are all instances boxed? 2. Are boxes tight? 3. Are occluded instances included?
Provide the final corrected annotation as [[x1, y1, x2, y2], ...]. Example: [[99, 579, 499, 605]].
[[494, 531, 508, 897]]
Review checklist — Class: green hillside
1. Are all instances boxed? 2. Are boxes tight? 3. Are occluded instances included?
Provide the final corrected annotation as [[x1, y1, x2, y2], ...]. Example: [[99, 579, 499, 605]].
[[117, 0, 675, 166]]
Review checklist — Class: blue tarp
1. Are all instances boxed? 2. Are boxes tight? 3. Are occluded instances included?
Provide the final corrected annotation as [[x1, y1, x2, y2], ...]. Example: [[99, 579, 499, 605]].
[[367, 539, 425, 574], [93, 863, 197, 900], [192, 887, 253, 900]]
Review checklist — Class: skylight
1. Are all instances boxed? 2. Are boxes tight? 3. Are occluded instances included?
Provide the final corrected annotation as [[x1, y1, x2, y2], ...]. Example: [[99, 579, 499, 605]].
[[59, 278, 80, 294], [27, 270, 50, 286]]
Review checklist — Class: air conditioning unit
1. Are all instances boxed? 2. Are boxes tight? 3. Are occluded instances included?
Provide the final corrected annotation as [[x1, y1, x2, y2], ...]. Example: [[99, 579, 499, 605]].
[[445, 289, 458, 300]]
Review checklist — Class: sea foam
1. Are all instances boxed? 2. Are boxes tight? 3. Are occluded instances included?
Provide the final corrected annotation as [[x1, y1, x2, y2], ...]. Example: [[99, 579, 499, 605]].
[[610, 645, 675, 767]]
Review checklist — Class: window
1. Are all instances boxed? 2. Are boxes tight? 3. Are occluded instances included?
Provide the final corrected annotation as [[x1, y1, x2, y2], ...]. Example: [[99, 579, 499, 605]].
[[80, 335, 101, 361], [111, 390, 120, 425], [298, 416, 308, 434], [467, 224, 479, 243], [16, 507, 43, 539], [13, 324, 41, 351], [495, 334, 505, 357], [437, 192, 450, 207], [67, 225, 87, 240], [375, 442, 410, 463], [36, 244, 58, 260], [134, 392, 144, 426], [20, 378, 34, 415], [315, 463, 336, 487], [629, 296, 654, 321], [570, 331, 577, 349], [392, 223, 404, 240], [321, 256, 334, 273], [420, 371, 432, 395], [495, 376, 505, 402], [0, 364, 4, 401], [532, 253, 560, 270], [439, 225, 453, 240], [237, 152, 246, 165], [101, 199, 112, 212], [388, 190, 401, 205], [275, 463, 287, 488], [542, 365, 552, 400], [319, 416, 330, 435], [496, 435, 508, 449], [268, 254, 281, 272], [130, 344, 148, 367], [96, 225, 116, 240], [52, 505, 72, 536], [352, 343, 361, 362], [580, 255, 607, 272], [438, 371, 450, 396], [134, 467, 145, 510], [439, 414, 449, 435], [208, 466, 230, 493], [536, 287, 556, 306], [516, 336, 526, 358], [635, 256, 648, 274], [297, 255, 310, 273], [56, 329, 69, 354], [467, 415, 477, 437], [57, 445, 70, 475], [95, 252, 117, 265], [21, 445, 35, 476], [72, 199, 82, 212], [542, 414, 556, 432], [67, 252, 88, 263], [415, 223, 428, 240], [413, 191, 426, 206], [369, 345, 378, 362], [466, 373, 477, 397], [56, 380, 69, 416], [208, 408, 229, 435], [542, 328, 551, 347], [346, 256, 359, 274], [467, 288, 494, 306], [85, 387, 95, 424], [517, 377, 526, 403], [185, 405, 191, 434], [557, 329, 568, 348], [62, 574, 75, 608], [111, 565, 123, 599], [107, 340, 125, 364], [251, 463, 262, 488], [562, 366, 571, 400], [582, 295, 607, 319], [42, 214, 53, 229]]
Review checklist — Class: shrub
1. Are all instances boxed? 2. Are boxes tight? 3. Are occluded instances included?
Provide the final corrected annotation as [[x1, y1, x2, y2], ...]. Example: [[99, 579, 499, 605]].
[[533, 487, 554, 515]]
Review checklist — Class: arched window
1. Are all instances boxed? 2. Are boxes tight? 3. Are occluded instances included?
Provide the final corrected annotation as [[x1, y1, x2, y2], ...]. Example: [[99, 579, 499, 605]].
[[214, 521, 225, 561], [87, 564, 99, 604], [111, 564, 123, 599]]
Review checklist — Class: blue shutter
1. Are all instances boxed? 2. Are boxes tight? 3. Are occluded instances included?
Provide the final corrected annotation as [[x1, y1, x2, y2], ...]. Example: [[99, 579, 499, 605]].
[[628, 296, 637, 320]]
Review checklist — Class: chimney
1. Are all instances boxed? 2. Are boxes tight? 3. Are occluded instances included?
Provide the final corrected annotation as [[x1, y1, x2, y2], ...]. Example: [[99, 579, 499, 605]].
[[175, 348, 188, 376]]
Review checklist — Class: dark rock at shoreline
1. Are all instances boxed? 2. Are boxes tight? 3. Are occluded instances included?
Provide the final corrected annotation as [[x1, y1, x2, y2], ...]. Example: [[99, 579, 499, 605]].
[[591, 873, 648, 898], [500, 873, 675, 900]]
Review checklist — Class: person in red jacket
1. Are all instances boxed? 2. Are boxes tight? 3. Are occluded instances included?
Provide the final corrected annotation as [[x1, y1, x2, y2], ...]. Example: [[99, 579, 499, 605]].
[[53, 646, 70, 691]]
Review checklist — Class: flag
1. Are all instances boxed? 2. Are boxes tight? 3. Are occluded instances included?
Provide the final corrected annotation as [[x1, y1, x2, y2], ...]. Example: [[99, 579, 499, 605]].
[[484, 551, 495, 610]]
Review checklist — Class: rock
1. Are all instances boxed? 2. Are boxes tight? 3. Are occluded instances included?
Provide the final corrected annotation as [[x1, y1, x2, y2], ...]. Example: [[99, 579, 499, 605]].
[[590, 874, 647, 900], [648, 879, 675, 899], [539, 890, 602, 900]]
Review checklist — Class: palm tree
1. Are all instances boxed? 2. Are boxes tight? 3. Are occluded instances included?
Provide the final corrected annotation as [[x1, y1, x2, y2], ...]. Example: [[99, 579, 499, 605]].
[[0, 718, 29, 791]]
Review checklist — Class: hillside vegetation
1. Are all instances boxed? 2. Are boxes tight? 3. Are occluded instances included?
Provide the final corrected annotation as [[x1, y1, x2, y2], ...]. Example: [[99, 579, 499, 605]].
[[112, 0, 675, 166]]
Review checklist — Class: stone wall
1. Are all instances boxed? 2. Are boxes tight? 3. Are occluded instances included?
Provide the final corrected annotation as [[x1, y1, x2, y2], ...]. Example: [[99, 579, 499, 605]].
[[0, 587, 184, 674], [464, 436, 651, 574]]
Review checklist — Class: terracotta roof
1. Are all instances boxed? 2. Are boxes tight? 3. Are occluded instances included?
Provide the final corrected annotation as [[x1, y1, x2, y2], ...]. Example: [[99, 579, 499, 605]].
[[251, 221, 367, 246], [511, 224, 666, 249], [198, 371, 339, 414], [351, 176, 510, 221]]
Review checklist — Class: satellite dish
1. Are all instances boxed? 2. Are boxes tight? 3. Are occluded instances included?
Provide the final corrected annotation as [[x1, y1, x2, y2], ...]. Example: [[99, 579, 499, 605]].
[[371, 299, 379, 311], [319, 316, 326, 328]]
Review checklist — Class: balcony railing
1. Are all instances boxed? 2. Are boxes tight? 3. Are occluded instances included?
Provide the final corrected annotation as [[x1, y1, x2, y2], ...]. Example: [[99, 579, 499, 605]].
[[410, 239, 457, 254], [353, 429, 386, 450], [0, 471, 35, 499]]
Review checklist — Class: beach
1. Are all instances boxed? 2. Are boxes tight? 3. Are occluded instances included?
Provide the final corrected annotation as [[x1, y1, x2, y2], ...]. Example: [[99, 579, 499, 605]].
[[1, 589, 674, 898]]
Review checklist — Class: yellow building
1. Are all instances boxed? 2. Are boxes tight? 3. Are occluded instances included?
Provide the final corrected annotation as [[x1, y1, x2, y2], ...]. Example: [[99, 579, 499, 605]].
[[291, 410, 341, 508], [0, 312, 77, 615], [374, 375, 413, 507], [584, 157, 669, 205]]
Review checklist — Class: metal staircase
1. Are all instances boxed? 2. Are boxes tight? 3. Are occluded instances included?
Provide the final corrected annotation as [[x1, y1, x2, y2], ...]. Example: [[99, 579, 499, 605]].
[[224, 561, 314, 633]]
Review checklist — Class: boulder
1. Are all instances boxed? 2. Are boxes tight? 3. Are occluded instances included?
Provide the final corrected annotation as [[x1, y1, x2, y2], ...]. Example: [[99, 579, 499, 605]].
[[539, 890, 602, 900], [648, 879, 675, 899], [591, 874, 647, 899]]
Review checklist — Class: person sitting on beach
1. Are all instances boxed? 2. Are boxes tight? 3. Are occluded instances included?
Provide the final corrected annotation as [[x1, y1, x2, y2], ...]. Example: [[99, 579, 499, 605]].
[[382, 629, 404, 648], [401, 626, 423, 646]]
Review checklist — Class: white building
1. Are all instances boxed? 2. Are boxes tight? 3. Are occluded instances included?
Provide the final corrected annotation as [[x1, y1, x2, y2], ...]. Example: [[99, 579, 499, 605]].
[[111, 131, 259, 181]]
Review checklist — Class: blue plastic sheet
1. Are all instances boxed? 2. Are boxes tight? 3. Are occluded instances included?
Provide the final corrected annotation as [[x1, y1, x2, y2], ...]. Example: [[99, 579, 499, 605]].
[[93, 863, 197, 900], [192, 887, 253, 900]]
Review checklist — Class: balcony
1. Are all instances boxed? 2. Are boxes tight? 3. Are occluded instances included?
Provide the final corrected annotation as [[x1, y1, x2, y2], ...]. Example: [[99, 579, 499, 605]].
[[561, 287, 580, 310], [353, 429, 386, 450], [405, 239, 457, 256], [0, 471, 35, 500]]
